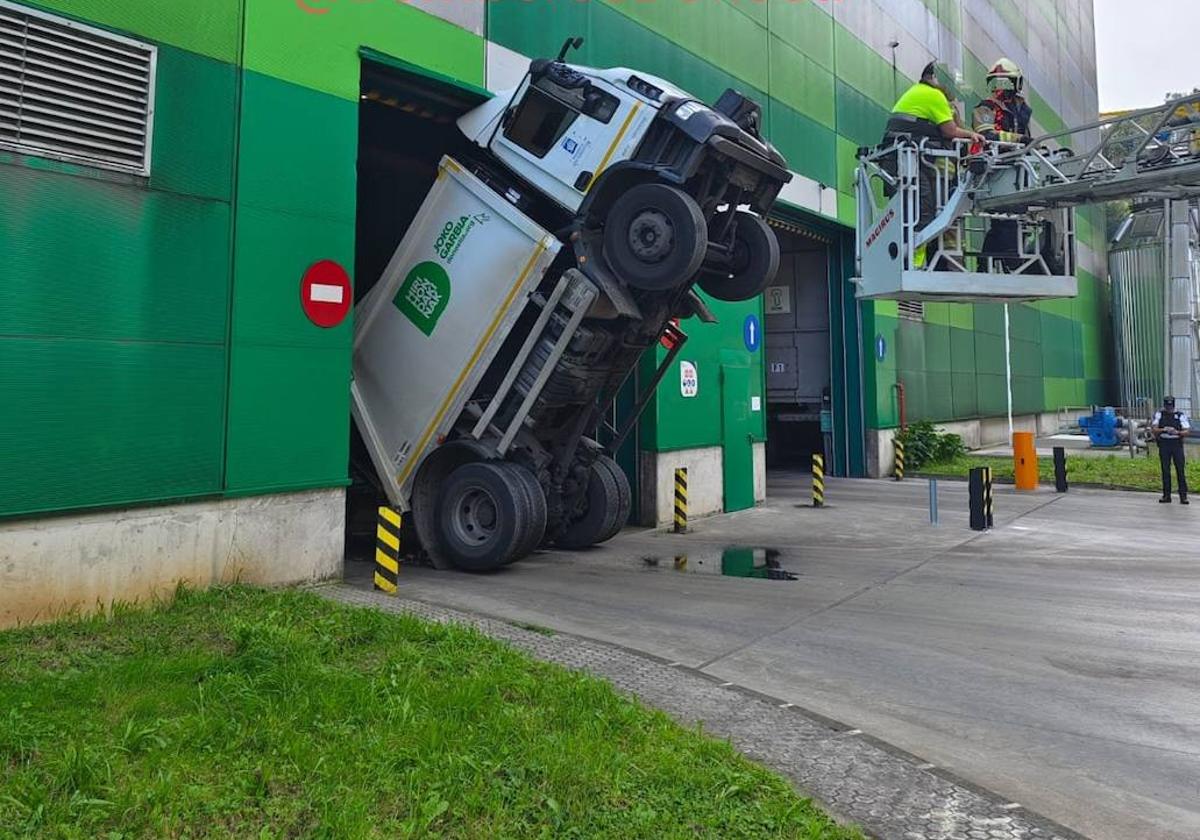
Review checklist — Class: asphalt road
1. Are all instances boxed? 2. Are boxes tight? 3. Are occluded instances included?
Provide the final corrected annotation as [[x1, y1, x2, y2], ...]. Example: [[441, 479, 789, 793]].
[[348, 473, 1200, 840]]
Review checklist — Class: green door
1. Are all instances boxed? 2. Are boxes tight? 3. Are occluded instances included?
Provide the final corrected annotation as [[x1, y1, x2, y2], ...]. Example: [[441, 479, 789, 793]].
[[721, 363, 756, 512]]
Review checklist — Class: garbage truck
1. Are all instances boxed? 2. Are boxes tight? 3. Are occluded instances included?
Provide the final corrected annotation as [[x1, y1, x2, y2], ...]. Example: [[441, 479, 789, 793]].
[[352, 39, 791, 571]]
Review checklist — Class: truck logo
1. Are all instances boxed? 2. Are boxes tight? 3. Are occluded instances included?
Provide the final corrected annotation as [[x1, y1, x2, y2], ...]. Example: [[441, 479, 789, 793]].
[[435, 213, 488, 263], [394, 261, 450, 336], [865, 209, 895, 248]]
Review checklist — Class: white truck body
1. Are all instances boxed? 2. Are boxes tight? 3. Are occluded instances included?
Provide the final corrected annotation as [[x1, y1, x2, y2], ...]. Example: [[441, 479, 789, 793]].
[[352, 156, 561, 509]]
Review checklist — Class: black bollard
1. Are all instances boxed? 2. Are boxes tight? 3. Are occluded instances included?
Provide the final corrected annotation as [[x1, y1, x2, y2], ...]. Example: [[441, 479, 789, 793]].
[[1053, 446, 1068, 493], [969, 467, 988, 531]]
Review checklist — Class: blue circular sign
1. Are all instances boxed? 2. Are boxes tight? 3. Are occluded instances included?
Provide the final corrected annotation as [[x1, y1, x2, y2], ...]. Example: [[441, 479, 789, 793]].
[[743, 314, 761, 353], [875, 334, 887, 362]]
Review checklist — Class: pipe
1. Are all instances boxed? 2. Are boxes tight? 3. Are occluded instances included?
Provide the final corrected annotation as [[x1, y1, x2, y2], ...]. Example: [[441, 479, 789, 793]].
[[894, 381, 907, 431]]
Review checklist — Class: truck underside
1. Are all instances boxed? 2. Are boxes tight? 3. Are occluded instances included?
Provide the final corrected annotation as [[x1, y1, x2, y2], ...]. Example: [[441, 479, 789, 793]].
[[356, 57, 791, 571]]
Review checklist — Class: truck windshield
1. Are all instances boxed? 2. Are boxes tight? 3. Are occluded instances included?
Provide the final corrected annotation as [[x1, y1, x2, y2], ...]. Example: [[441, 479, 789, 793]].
[[505, 86, 580, 158]]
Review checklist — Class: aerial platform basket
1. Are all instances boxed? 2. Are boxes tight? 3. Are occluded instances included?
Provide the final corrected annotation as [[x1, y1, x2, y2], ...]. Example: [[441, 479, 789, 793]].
[[855, 94, 1200, 304], [853, 140, 1077, 304]]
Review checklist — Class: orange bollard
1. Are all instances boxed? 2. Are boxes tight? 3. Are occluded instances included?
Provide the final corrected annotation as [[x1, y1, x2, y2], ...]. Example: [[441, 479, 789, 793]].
[[1013, 431, 1038, 491]]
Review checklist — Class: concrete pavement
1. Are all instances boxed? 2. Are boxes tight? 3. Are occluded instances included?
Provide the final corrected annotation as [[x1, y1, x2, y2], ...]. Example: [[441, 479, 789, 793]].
[[347, 473, 1200, 840]]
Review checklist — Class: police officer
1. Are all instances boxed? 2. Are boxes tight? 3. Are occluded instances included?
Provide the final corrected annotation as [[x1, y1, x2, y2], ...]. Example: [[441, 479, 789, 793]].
[[1151, 396, 1191, 504], [881, 62, 984, 267]]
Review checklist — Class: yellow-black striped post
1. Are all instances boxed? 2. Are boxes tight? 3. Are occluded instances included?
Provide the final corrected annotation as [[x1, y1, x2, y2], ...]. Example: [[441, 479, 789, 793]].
[[983, 467, 994, 528], [812, 453, 825, 508], [894, 439, 906, 481], [374, 506, 401, 595], [673, 468, 688, 533]]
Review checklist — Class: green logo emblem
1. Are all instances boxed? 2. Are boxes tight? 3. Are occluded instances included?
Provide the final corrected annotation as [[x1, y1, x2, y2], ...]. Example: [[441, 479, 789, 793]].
[[394, 261, 450, 336]]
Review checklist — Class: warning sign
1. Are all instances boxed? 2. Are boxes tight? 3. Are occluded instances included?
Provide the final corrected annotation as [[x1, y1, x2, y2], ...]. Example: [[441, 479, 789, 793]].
[[680, 360, 698, 397], [301, 260, 352, 328]]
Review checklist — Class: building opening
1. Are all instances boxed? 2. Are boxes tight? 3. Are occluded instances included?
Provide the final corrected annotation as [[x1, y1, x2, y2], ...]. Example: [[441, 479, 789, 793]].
[[764, 219, 834, 472], [344, 57, 489, 568]]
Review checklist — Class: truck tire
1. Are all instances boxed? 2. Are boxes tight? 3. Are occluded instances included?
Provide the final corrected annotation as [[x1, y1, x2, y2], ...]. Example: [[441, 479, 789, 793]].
[[699, 212, 780, 302], [554, 459, 623, 550], [506, 462, 548, 563], [435, 462, 530, 571], [593, 454, 632, 543], [604, 183, 708, 291]]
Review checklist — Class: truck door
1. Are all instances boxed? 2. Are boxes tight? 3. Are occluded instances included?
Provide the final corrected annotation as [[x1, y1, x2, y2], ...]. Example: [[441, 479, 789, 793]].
[[492, 73, 650, 212]]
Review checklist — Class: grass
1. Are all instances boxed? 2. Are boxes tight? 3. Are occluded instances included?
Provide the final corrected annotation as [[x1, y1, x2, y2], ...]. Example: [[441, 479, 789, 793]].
[[918, 451, 1200, 492], [0, 586, 859, 840]]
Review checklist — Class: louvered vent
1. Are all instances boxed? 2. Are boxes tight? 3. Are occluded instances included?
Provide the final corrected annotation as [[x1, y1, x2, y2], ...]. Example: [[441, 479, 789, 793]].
[[897, 300, 925, 321], [0, 1, 156, 175]]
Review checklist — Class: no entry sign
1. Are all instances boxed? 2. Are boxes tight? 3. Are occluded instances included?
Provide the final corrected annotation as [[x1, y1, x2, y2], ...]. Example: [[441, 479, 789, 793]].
[[300, 260, 352, 328]]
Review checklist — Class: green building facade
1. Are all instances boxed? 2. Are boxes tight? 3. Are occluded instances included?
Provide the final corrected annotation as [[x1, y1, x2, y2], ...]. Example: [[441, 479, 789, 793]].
[[0, 0, 1104, 611]]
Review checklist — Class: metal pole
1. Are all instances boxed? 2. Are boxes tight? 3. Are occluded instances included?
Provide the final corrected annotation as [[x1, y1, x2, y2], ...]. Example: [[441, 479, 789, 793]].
[[1004, 303, 1014, 438], [1168, 199, 1196, 413], [928, 479, 939, 526]]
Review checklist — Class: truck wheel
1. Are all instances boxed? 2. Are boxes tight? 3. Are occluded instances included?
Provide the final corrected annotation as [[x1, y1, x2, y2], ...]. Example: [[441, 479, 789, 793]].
[[594, 455, 632, 543], [435, 462, 530, 571], [698, 212, 780, 302], [604, 183, 708, 291], [555, 459, 622, 550], [506, 463, 548, 563]]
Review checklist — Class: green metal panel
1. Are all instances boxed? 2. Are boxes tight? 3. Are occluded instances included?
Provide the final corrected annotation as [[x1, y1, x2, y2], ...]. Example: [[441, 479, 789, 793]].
[[223, 72, 360, 492], [224, 344, 351, 494], [0, 44, 233, 517], [150, 48, 239, 203], [19, 0, 243, 64], [235, 72, 357, 226], [0, 338, 226, 517], [769, 36, 835, 129], [720, 363, 755, 513], [770, 0, 834, 68], [243, 0, 484, 102], [599, 0, 769, 92]]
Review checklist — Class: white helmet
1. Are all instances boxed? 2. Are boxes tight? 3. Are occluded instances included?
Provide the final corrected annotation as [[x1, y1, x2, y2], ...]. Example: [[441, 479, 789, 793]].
[[987, 58, 1024, 95]]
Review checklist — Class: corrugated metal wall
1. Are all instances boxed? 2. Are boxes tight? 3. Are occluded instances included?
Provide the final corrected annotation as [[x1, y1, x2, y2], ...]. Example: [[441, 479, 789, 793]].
[[1110, 242, 1166, 415]]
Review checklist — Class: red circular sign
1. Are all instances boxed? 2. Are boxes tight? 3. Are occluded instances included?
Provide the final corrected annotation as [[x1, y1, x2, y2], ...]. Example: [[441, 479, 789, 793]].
[[300, 260, 352, 328]]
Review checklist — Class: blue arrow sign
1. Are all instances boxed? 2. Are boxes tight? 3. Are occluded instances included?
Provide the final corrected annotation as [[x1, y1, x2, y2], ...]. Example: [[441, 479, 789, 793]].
[[743, 314, 761, 353]]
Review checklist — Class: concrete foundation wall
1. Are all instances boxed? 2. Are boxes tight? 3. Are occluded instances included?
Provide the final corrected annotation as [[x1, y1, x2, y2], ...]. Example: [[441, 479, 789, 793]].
[[865, 411, 1068, 478], [640, 447, 724, 527], [0, 489, 345, 628], [753, 442, 767, 505]]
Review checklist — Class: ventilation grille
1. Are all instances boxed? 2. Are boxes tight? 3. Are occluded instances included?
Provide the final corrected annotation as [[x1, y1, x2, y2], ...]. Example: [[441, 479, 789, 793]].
[[897, 300, 925, 321], [0, 1, 156, 175]]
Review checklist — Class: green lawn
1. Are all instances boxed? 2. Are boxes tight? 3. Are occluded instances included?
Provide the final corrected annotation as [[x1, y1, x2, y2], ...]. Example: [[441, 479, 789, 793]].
[[0, 587, 859, 840], [919, 451, 1200, 493]]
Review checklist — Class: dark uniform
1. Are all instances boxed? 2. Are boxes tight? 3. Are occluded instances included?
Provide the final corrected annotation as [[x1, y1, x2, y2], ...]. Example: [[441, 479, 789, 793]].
[[973, 91, 1036, 271], [1152, 399, 1191, 503]]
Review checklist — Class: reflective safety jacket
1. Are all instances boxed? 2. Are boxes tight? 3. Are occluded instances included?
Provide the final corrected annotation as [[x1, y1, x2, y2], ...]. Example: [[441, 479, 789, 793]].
[[972, 93, 1032, 143]]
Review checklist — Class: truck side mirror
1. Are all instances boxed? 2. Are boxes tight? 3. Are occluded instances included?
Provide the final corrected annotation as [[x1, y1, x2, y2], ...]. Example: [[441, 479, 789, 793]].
[[556, 36, 584, 62]]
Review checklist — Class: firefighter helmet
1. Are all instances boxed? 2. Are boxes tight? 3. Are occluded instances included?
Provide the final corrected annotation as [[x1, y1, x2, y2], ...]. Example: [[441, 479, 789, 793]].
[[986, 58, 1024, 95]]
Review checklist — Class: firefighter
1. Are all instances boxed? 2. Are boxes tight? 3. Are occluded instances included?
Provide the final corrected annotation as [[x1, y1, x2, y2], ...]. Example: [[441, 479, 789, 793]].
[[972, 58, 1032, 144], [1152, 396, 1191, 504], [973, 59, 1044, 272], [881, 62, 983, 268]]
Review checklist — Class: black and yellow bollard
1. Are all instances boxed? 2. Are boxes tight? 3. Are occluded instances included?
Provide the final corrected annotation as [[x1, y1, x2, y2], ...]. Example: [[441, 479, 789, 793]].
[[673, 468, 688, 534], [968, 467, 987, 531], [1053, 446, 1068, 493], [374, 506, 401, 595], [812, 453, 825, 508], [894, 439, 905, 481], [984, 466, 994, 528]]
